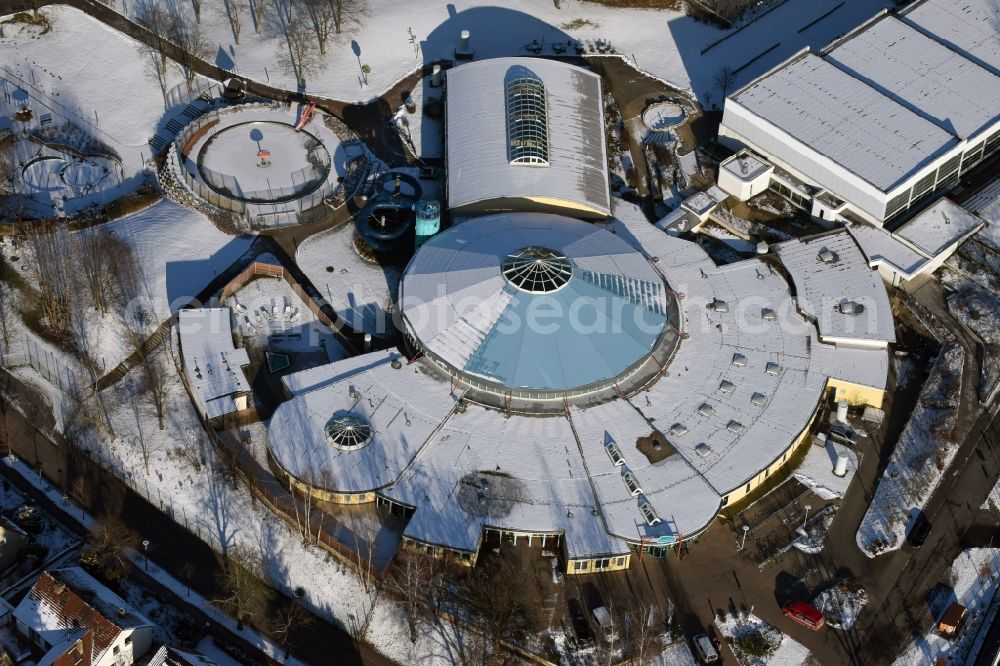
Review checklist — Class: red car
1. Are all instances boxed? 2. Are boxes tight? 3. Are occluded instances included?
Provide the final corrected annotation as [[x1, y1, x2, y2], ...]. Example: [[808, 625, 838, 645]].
[[782, 602, 825, 630]]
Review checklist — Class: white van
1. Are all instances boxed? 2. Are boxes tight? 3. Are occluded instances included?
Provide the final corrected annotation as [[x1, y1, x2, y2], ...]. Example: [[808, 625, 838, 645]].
[[693, 634, 719, 663]]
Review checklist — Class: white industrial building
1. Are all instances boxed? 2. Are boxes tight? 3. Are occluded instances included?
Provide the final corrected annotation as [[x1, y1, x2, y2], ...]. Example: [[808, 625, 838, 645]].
[[445, 57, 611, 219], [718, 2, 1000, 226]]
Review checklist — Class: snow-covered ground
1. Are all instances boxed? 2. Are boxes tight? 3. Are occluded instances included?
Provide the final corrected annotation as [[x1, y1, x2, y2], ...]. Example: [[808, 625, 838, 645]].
[[296, 223, 399, 338], [894, 548, 1000, 666], [857, 345, 965, 557], [392, 77, 444, 159], [0, 6, 213, 215], [715, 612, 811, 666], [982, 477, 1000, 512], [103, 0, 891, 106]]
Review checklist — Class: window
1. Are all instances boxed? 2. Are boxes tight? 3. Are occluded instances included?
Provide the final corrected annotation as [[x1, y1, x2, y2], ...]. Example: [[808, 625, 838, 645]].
[[574, 561, 586, 571], [720, 495, 729, 507], [113, 646, 121, 655], [911, 171, 936, 200], [745, 483, 751, 494], [594, 558, 610, 569], [884, 190, 911, 219], [505, 74, 549, 165], [615, 556, 626, 567]]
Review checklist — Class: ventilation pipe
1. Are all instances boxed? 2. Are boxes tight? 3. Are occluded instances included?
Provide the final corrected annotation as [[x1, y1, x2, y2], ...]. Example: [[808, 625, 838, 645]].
[[836, 399, 849, 423], [833, 450, 849, 477]]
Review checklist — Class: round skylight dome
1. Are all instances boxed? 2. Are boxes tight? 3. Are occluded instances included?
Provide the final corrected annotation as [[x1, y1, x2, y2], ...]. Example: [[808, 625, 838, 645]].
[[324, 414, 374, 450], [501, 246, 573, 293]]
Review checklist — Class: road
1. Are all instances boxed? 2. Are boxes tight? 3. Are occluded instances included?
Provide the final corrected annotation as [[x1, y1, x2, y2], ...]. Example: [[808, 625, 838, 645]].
[[0, 368, 396, 666]]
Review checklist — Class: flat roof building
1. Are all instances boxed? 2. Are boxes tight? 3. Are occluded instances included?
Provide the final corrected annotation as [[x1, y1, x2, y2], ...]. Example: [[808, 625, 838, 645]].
[[446, 57, 611, 219], [719, 7, 1000, 226], [177, 308, 251, 421]]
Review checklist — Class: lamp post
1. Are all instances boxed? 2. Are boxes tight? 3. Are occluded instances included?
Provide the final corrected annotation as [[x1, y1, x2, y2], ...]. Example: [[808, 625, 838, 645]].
[[142, 539, 150, 571], [803, 504, 812, 529], [740, 525, 750, 550]]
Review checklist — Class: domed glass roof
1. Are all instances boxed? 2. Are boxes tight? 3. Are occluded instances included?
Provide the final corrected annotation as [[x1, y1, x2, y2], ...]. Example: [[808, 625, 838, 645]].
[[324, 414, 374, 450], [400, 213, 678, 395]]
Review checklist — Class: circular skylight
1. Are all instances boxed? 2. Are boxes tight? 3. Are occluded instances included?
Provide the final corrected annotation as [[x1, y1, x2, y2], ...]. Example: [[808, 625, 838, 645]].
[[501, 246, 573, 293], [324, 414, 374, 450]]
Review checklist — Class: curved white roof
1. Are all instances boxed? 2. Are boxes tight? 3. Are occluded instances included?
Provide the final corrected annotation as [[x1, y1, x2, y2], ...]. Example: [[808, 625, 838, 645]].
[[268, 203, 892, 558], [400, 213, 673, 393], [446, 57, 611, 217]]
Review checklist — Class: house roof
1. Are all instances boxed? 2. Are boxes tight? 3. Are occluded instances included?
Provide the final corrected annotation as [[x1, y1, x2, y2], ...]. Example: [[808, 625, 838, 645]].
[[894, 198, 985, 257], [446, 57, 611, 216], [178, 308, 251, 419], [13, 568, 152, 666]]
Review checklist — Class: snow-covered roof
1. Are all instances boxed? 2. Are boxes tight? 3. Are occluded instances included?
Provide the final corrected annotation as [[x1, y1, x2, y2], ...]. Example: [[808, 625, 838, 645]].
[[846, 221, 928, 278], [14, 568, 153, 666], [774, 232, 896, 345], [268, 203, 892, 556], [901, 0, 1000, 77], [177, 308, 251, 419], [719, 151, 771, 182], [400, 213, 675, 393], [281, 349, 404, 397], [729, 52, 957, 192], [824, 15, 1000, 141], [446, 57, 611, 217], [683, 186, 727, 216], [894, 198, 985, 257]]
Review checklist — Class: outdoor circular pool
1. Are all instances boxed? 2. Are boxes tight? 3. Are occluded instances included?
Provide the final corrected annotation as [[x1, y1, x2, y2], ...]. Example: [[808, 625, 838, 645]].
[[196, 120, 332, 203], [642, 101, 686, 132]]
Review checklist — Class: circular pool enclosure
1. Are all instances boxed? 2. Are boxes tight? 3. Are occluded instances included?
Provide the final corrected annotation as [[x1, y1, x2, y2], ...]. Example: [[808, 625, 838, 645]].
[[197, 121, 331, 204]]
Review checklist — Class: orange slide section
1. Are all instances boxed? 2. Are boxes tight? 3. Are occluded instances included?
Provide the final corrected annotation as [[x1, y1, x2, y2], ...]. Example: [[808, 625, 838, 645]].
[[294, 101, 316, 132]]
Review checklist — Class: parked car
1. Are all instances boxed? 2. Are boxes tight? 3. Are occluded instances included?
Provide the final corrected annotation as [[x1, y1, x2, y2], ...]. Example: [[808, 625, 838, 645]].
[[692, 634, 720, 663], [829, 423, 860, 445], [782, 601, 825, 630], [907, 510, 932, 548], [567, 598, 592, 644], [937, 603, 968, 639], [590, 606, 619, 643]]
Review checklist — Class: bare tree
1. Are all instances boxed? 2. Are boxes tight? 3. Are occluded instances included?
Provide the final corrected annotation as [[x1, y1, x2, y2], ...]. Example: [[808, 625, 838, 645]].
[[714, 65, 735, 100], [27, 226, 76, 341], [387, 551, 440, 643], [77, 232, 130, 317], [459, 558, 538, 666], [270, 601, 314, 657], [191, 0, 202, 24], [276, 19, 323, 83], [139, 348, 169, 430], [135, 1, 181, 76], [82, 515, 140, 582], [0, 287, 10, 353], [304, 0, 336, 54], [172, 19, 212, 92], [218, 0, 246, 45], [249, 0, 266, 33], [0, 133, 17, 194], [216, 543, 273, 628], [333, 0, 367, 34]]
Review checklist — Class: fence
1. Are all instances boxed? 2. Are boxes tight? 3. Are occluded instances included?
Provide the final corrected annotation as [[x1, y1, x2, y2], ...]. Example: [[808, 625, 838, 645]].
[[219, 261, 340, 332], [170, 103, 341, 224], [0, 336, 82, 397]]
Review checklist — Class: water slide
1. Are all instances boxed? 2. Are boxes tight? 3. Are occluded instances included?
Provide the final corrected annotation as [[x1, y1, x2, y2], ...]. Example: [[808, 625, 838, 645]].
[[294, 101, 316, 132]]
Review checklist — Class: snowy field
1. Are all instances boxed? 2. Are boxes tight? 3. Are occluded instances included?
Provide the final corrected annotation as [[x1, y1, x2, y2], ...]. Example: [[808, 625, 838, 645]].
[[104, 0, 892, 106], [0, 6, 214, 214], [715, 612, 810, 666], [296, 223, 399, 338], [894, 548, 1000, 666], [857, 345, 965, 557]]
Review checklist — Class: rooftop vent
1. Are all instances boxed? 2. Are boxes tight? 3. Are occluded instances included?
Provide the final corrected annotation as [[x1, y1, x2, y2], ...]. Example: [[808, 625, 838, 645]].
[[765, 362, 781, 376], [697, 403, 714, 417], [719, 380, 735, 394], [622, 470, 643, 496], [639, 501, 661, 526], [751, 392, 767, 407], [711, 299, 729, 313], [732, 353, 747, 368], [605, 440, 625, 467], [818, 248, 838, 264], [727, 420, 745, 434], [761, 308, 777, 321], [838, 300, 865, 316], [669, 423, 688, 436], [694, 442, 712, 458]]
